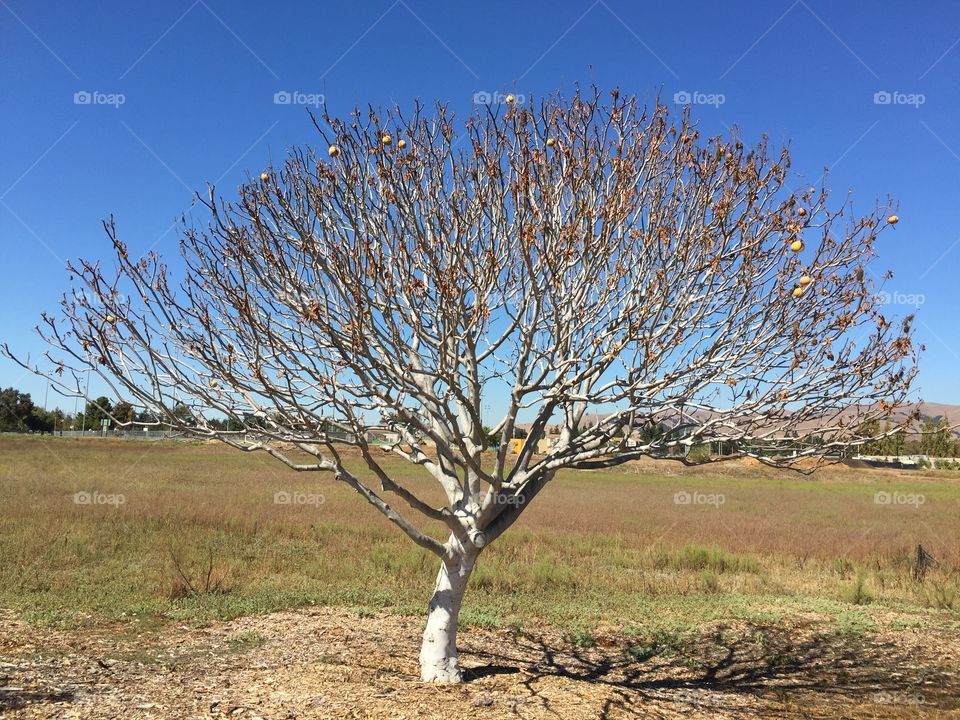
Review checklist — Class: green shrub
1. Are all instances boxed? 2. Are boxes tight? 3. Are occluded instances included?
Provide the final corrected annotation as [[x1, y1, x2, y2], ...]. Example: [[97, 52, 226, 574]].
[[654, 543, 759, 574], [844, 569, 873, 605]]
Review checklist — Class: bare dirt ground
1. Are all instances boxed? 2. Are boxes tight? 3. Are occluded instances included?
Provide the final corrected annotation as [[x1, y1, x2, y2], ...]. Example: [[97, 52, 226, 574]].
[[2, 608, 958, 719]]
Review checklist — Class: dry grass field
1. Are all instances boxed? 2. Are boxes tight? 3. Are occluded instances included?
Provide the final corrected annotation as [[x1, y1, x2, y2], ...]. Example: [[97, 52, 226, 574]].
[[1, 435, 959, 718]]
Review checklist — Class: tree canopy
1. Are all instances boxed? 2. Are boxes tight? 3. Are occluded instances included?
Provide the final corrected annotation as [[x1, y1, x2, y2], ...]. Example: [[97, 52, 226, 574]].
[[4, 88, 920, 681]]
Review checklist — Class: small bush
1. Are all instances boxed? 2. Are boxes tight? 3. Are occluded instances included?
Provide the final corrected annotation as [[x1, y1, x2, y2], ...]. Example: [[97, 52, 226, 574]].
[[625, 629, 685, 662], [164, 547, 231, 599], [833, 610, 876, 638], [844, 570, 873, 606], [563, 629, 595, 648]]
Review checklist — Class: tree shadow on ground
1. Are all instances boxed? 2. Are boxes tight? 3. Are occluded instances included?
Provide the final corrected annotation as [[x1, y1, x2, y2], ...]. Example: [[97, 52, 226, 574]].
[[0, 688, 75, 712], [463, 622, 956, 718]]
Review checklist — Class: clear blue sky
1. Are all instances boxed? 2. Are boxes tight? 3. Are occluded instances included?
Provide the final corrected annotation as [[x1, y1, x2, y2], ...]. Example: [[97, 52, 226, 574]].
[[2, 0, 958, 410]]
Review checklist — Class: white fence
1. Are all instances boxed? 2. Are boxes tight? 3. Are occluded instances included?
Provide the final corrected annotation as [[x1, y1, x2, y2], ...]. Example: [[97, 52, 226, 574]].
[[853, 454, 959, 468], [35, 428, 358, 443], [54, 429, 183, 441]]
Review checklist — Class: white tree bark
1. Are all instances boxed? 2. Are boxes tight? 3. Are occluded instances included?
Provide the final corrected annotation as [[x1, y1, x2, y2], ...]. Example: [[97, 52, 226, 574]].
[[419, 547, 478, 683]]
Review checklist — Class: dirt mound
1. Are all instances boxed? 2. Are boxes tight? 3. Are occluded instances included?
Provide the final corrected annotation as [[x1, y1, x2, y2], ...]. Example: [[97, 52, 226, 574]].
[[841, 458, 875, 470], [2, 607, 959, 719], [618, 454, 942, 481]]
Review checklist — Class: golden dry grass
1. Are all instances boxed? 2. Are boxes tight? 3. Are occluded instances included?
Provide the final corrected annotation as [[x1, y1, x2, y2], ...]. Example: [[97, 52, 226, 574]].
[[1, 435, 958, 635]]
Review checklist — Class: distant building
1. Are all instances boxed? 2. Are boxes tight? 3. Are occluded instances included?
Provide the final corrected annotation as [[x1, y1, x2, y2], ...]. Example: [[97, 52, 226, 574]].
[[366, 428, 400, 445], [509, 436, 553, 454]]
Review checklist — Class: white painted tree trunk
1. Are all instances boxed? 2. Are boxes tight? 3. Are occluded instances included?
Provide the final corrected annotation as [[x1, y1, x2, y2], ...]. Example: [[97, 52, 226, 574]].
[[419, 549, 478, 683]]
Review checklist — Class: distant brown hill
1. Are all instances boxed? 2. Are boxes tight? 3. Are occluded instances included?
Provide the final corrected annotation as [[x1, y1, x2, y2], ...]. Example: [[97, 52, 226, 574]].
[[907, 402, 960, 424], [514, 402, 960, 439]]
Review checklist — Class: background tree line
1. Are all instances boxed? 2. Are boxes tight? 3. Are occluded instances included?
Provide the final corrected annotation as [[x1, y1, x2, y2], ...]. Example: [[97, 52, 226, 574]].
[[855, 418, 958, 457], [2, 385, 957, 456], [0, 386, 262, 434]]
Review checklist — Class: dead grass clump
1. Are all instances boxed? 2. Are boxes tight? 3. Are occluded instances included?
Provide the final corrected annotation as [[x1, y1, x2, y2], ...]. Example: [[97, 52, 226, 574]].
[[163, 547, 232, 600]]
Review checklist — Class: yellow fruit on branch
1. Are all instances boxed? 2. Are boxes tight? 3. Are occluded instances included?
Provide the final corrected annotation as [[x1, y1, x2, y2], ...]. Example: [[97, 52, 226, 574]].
[[398, 139, 407, 149], [105, 315, 116, 324], [381, 134, 392, 146], [505, 94, 515, 104], [546, 137, 556, 147], [260, 172, 270, 182], [328, 145, 340, 158], [790, 240, 805, 252], [210, 379, 218, 388], [797, 207, 806, 216], [792, 286, 804, 298], [799, 275, 811, 286], [887, 214, 899, 225]]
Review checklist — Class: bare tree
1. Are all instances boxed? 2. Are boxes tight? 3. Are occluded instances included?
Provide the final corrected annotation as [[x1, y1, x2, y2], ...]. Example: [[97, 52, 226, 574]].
[[5, 88, 917, 683]]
